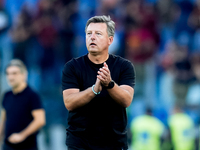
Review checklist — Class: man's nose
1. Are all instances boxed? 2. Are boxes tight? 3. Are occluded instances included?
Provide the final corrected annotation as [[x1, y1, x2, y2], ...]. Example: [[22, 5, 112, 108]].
[[91, 33, 95, 40]]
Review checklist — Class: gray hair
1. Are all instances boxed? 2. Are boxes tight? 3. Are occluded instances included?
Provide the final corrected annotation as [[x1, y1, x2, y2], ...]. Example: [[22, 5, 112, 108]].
[[85, 15, 115, 37], [6, 59, 27, 74]]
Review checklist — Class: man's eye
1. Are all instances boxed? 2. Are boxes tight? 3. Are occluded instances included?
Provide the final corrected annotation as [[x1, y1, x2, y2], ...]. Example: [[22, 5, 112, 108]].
[[87, 33, 91, 35], [97, 33, 101, 35]]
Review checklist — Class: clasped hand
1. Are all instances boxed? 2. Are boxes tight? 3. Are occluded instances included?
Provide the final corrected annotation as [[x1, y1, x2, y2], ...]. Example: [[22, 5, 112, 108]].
[[93, 62, 111, 93], [97, 62, 111, 86]]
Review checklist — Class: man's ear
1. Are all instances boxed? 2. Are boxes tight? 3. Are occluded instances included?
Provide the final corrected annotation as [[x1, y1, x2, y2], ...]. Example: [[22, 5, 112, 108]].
[[108, 36, 113, 45]]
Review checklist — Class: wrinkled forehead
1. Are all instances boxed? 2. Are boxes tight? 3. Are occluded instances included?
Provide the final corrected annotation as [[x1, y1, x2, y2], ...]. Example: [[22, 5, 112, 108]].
[[86, 23, 107, 32]]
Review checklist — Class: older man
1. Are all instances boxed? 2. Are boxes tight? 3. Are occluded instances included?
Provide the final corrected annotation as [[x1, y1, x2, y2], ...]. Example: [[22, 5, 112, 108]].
[[62, 15, 136, 150]]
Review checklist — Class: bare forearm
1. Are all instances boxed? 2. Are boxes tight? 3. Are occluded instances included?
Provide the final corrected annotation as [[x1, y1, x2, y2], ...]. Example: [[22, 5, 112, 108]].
[[8, 109, 45, 144], [20, 118, 45, 138], [107, 85, 133, 107], [64, 87, 96, 111], [97, 62, 134, 107]]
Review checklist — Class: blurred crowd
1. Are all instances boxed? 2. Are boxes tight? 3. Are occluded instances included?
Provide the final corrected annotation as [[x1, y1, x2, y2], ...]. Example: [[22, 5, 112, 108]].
[[0, 0, 200, 149]]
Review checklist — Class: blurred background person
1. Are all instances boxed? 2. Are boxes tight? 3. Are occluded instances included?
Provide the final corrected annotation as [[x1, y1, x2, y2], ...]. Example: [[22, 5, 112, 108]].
[[130, 107, 165, 150], [167, 105, 196, 150], [0, 59, 45, 150]]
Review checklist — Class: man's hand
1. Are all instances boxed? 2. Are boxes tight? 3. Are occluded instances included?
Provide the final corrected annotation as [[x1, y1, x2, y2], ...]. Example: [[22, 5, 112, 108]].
[[93, 78, 102, 94], [8, 133, 26, 144], [97, 62, 111, 87]]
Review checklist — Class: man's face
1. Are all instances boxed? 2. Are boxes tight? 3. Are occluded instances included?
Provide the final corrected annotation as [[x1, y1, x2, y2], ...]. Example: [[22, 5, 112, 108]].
[[6, 66, 26, 88], [86, 23, 113, 54]]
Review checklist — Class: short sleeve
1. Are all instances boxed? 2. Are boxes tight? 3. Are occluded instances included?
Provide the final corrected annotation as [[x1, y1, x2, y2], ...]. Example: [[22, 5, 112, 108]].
[[119, 60, 136, 88], [62, 59, 80, 91], [30, 92, 43, 111]]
